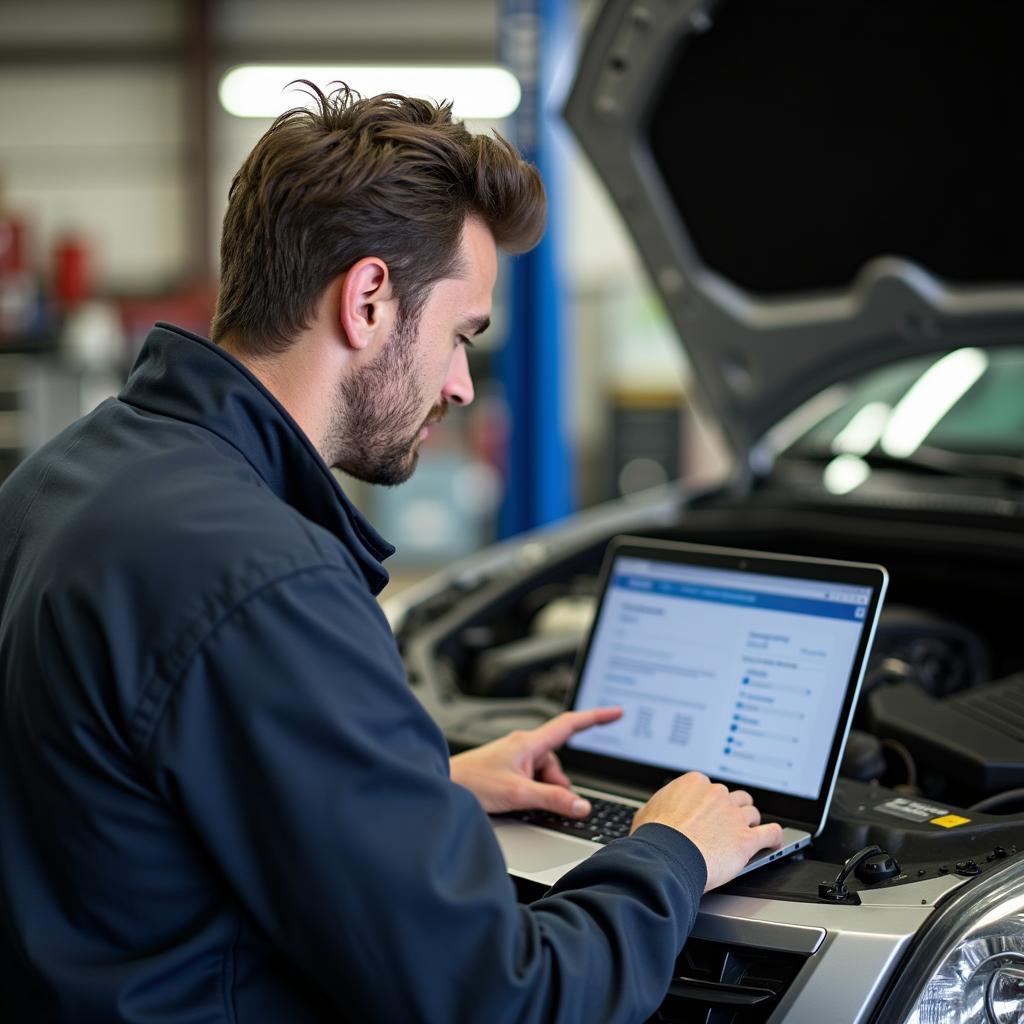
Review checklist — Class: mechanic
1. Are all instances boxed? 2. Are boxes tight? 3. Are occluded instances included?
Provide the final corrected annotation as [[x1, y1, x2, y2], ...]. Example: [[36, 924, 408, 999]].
[[0, 83, 782, 1023]]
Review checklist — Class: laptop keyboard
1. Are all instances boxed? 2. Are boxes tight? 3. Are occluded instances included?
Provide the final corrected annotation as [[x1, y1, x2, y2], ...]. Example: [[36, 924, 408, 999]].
[[510, 797, 636, 845]]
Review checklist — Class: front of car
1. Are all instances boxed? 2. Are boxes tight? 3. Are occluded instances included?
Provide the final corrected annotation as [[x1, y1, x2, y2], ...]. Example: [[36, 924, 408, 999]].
[[386, 2, 1024, 1020]]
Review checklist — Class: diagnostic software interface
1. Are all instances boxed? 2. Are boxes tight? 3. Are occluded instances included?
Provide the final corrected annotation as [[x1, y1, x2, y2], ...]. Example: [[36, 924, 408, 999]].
[[567, 555, 875, 800]]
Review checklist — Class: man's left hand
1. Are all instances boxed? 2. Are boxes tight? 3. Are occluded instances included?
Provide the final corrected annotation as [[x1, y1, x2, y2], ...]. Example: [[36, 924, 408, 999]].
[[449, 707, 624, 817]]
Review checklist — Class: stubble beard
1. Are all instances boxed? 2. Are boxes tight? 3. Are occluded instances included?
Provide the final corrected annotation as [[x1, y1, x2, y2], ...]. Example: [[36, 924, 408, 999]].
[[326, 312, 444, 486]]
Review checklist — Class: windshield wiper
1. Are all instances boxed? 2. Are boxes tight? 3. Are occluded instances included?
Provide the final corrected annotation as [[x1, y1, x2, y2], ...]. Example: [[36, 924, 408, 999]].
[[863, 444, 1024, 485], [781, 444, 1024, 487]]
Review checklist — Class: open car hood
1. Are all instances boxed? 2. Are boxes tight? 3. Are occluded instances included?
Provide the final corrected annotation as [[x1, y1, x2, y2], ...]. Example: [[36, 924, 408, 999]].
[[564, 0, 1024, 459]]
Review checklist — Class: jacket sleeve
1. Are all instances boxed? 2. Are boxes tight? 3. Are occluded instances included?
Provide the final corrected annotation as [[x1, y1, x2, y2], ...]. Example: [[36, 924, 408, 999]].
[[144, 564, 707, 1023]]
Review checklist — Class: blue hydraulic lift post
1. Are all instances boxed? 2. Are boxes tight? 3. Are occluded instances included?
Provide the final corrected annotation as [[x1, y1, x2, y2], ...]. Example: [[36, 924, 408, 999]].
[[497, 0, 574, 538]]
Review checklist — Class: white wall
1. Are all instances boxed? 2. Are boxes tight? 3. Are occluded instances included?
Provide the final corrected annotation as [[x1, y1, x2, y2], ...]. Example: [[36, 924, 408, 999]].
[[213, 0, 499, 51], [0, 2, 188, 288]]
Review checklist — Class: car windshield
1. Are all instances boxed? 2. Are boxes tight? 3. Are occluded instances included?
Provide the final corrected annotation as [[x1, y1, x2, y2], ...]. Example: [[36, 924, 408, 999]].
[[780, 346, 1024, 470]]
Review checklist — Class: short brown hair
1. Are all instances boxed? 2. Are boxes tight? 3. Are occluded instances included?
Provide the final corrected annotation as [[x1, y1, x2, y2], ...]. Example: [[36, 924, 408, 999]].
[[212, 81, 546, 355]]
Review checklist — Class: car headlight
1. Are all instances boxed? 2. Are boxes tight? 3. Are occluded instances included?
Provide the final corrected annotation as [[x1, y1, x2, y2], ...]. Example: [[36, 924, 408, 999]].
[[877, 859, 1024, 1024]]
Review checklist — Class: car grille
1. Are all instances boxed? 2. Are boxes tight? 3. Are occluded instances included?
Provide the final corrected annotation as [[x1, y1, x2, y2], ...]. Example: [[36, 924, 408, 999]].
[[648, 937, 809, 1024]]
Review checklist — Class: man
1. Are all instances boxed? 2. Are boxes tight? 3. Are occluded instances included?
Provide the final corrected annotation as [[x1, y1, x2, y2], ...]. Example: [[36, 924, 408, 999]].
[[0, 84, 781, 1022]]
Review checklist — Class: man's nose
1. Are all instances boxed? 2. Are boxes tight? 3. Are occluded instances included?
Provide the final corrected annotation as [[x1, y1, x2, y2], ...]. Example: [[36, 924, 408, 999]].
[[442, 344, 474, 406]]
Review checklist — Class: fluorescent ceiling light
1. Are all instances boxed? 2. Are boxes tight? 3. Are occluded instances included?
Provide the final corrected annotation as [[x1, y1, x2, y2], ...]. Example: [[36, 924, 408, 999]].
[[759, 384, 849, 457], [830, 401, 891, 457], [823, 454, 871, 495], [219, 65, 522, 120], [880, 347, 988, 459]]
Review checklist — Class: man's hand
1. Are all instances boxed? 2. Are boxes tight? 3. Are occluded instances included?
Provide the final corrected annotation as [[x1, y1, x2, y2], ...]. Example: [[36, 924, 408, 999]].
[[631, 772, 784, 893], [449, 707, 623, 817]]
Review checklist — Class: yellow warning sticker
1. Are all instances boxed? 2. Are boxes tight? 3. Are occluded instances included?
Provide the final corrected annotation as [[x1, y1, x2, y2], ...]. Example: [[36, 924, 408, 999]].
[[931, 815, 971, 828]]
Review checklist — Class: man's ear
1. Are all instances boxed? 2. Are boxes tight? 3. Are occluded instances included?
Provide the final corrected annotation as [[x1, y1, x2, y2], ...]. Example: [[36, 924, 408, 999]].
[[338, 257, 397, 352]]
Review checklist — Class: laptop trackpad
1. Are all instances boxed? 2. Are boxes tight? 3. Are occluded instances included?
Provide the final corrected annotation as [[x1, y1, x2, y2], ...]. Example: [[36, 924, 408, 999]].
[[492, 820, 589, 872]]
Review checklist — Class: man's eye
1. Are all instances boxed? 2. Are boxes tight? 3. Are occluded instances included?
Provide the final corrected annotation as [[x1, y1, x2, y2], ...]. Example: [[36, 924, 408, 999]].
[[457, 335, 475, 349]]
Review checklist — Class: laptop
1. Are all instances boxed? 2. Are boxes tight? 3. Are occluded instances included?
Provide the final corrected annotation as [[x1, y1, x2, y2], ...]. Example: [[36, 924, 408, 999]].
[[492, 536, 888, 887]]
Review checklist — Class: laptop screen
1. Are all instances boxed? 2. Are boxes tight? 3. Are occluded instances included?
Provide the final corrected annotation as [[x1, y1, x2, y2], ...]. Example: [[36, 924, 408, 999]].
[[565, 540, 885, 812]]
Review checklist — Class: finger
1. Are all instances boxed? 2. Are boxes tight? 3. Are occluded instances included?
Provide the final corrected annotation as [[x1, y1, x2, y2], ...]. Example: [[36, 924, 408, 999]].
[[749, 822, 784, 851], [525, 782, 592, 818], [729, 789, 754, 807], [741, 804, 762, 827], [528, 706, 624, 752], [678, 771, 709, 787], [536, 751, 572, 788]]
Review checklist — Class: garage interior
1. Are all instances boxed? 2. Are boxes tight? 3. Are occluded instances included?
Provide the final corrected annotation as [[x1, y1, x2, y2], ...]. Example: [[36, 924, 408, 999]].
[[3, 2, 1024, 1023]]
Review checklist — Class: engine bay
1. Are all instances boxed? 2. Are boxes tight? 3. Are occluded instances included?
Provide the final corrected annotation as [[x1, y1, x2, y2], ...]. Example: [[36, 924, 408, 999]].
[[396, 498, 1024, 903]]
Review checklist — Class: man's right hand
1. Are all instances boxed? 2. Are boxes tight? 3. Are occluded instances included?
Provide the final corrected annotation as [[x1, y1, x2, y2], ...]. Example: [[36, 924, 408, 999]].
[[630, 772, 784, 892]]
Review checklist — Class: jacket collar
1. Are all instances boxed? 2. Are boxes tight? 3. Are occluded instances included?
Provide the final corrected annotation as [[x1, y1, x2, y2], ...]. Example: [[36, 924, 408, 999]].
[[119, 322, 394, 594]]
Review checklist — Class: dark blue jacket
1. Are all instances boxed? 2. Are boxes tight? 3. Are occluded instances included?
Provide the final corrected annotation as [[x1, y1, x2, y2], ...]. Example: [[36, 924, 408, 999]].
[[0, 323, 706, 1023]]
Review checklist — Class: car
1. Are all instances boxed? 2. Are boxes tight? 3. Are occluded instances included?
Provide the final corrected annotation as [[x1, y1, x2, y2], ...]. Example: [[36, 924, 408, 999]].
[[385, 2, 1024, 1021]]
